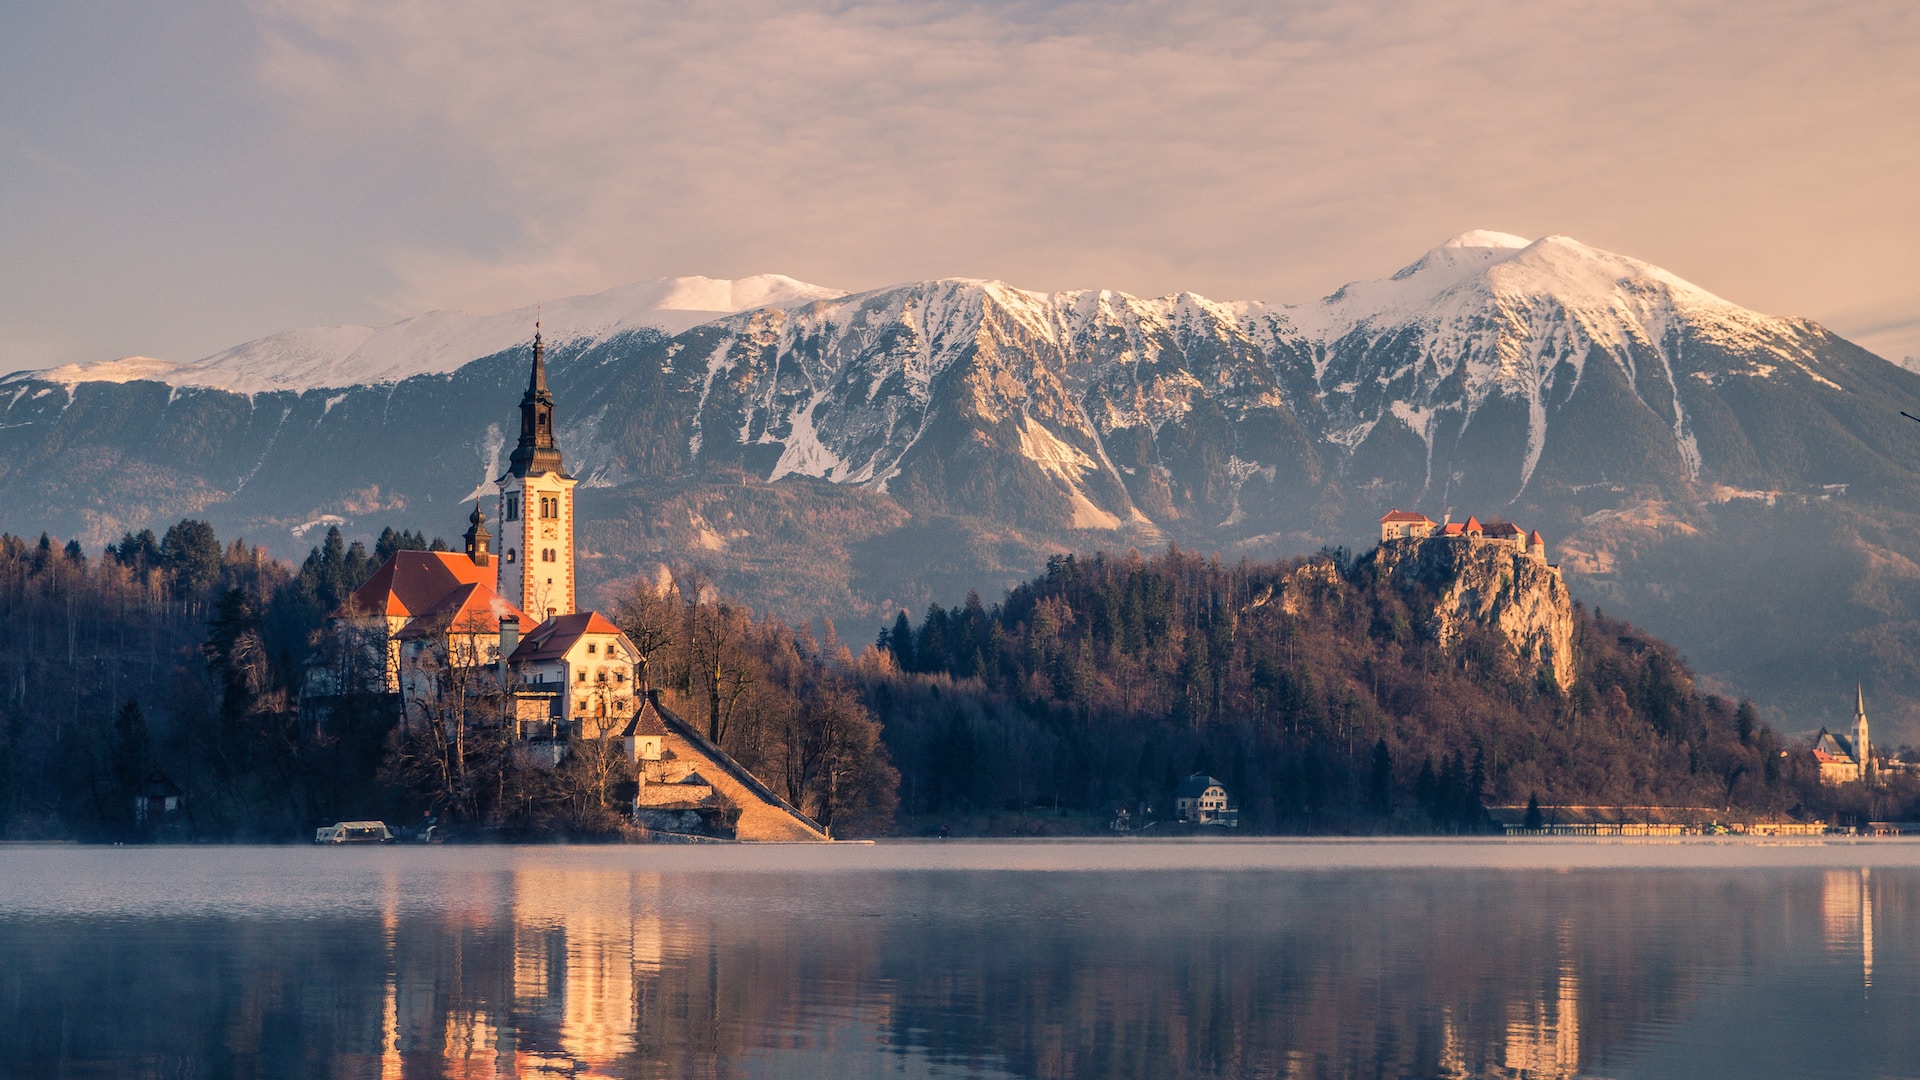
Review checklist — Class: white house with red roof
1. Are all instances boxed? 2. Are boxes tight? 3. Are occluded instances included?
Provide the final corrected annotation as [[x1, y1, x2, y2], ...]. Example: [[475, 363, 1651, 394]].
[[507, 611, 641, 741], [326, 515, 523, 694]]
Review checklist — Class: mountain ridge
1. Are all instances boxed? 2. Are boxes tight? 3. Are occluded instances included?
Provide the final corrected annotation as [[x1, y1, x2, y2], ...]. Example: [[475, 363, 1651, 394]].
[[5, 231, 1920, 741]]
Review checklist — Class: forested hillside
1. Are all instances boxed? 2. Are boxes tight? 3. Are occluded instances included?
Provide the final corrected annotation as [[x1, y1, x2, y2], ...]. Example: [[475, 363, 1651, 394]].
[[867, 544, 1901, 831]]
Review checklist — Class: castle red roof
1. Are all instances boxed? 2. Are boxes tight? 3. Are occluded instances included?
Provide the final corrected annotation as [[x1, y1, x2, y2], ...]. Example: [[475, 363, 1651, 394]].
[[1529, 530, 1545, 545], [340, 550, 494, 619], [1441, 522, 1467, 536], [1380, 509, 1437, 525], [510, 611, 631, 663], [1483, 521, 1525, 538]]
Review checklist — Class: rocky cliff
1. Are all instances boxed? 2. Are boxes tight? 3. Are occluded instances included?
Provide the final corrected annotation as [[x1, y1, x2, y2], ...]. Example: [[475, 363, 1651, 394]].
[[1371, 537, 1576, 690]]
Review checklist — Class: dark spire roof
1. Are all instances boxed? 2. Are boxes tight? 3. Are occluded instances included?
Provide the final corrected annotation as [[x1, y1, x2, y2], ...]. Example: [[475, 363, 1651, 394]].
[[463, 502, 491, 565], [506, 323, 565, 478]]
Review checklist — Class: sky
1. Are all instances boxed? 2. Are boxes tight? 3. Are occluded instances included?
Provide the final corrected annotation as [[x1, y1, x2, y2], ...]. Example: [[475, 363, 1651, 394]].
[[2, 0, 1916, 372]]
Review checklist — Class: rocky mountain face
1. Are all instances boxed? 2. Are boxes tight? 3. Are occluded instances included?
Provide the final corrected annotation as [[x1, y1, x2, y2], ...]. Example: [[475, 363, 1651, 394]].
[[1372, 537, 1576, 691], [5, 232, 1920, 737]]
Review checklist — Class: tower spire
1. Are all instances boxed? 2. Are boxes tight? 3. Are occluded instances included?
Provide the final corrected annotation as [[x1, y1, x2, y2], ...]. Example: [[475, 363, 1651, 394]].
[[506, 319, 563, 478], [1856, 684, 1871, 782]]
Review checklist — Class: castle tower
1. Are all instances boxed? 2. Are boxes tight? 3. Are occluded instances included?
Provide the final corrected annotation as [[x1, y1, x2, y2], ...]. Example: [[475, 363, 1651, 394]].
[[1855, 684, 1871, 783], [496, 325, 578, 621]]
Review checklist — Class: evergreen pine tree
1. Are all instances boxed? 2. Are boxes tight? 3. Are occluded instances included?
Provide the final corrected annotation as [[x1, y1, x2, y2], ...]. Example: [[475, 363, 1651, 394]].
[[888, 611, 915, 671], [1369, 738, 1393, 815]]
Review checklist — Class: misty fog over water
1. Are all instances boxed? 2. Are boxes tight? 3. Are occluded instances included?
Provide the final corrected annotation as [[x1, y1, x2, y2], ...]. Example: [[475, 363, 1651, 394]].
[[3, 840, 1917, 1078]]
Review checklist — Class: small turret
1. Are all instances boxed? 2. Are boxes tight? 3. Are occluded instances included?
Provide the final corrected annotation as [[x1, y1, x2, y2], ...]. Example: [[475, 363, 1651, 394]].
[[464, 503, 491, 566], [1528, 529, 1546, 562]]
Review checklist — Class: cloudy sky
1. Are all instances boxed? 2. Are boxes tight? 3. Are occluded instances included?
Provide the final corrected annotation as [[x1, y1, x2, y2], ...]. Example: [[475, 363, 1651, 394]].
[[3, 0, 1916, 372]]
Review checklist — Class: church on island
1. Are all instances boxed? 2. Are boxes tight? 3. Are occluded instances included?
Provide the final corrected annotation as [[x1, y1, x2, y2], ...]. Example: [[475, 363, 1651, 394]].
[[317, 328, 827, 841]]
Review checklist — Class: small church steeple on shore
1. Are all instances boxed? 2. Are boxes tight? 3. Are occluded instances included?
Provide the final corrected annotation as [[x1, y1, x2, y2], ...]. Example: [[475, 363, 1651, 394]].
[[1856, 684, 1872, 783], [495, 321, 578, 620]]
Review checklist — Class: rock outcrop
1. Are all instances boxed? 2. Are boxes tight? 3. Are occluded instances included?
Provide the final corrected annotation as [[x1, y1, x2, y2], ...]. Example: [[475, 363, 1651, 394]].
[[1373, 537, 1576, 690]]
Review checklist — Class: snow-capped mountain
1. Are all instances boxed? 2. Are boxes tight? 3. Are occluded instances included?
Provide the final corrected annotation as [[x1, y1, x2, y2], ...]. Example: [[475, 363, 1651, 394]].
[[15, 274, 843, 394], [6, 231, 1920, 737], [639, 230, 1875, 538]]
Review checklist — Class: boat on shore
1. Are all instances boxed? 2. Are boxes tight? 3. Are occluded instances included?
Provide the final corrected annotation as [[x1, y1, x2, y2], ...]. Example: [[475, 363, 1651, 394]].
[[313, 821, 395, 844]]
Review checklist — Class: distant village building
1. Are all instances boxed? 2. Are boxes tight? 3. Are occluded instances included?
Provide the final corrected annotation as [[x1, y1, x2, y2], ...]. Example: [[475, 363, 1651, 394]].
[[1380, 509, 1550, 567], [131, 769, 183, 825], [311, 324, 827, 841], [1174, 773, 1238, 827], [1814, 686, 1873, 785]]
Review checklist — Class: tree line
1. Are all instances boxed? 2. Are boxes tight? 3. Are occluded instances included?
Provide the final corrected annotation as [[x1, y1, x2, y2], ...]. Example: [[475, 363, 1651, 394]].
[[3, 519, 1907, 841], [0, 520, 897, 841]]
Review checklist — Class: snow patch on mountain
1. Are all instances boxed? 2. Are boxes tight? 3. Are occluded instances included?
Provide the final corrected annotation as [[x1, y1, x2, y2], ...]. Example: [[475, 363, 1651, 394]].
[[16, 275, 844, 394]]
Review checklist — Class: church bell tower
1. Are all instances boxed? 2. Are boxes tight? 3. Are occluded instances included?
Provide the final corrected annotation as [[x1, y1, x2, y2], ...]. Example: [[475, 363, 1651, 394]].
[[1855, 684, 1872, 784], [495, 325, 578, 621]]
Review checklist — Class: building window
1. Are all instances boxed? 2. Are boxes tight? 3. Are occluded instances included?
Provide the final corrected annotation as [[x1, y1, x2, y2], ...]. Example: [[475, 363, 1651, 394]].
[[577, 671, 586, 683], [505, 548, 516, 563], [587, 643, 596, 654], [596, 671, 606, 683], [505, 495, 519, 521]]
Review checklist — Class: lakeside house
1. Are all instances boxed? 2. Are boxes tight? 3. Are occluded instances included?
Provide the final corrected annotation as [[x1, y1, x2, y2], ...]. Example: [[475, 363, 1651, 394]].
[[1174, 773, 1239, 827]]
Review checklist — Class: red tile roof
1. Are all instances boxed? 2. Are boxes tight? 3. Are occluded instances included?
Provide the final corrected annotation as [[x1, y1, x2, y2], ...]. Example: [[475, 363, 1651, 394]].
[[510, 610, 630, 663], [1529, 530, 1545, 545], [392, 581, 528, 639], [341, 551, 494, 619], [1483, 521, 1525, 538], [1380, 509, 1437, 524]]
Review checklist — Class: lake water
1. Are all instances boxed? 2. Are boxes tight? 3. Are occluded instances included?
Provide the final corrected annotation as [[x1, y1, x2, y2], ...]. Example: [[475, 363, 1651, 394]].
[[3, 840, 1918, 1079]]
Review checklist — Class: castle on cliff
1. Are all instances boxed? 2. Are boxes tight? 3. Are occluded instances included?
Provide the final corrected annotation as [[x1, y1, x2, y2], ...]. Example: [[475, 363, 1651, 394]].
[[1380, 509, 1552, 568]]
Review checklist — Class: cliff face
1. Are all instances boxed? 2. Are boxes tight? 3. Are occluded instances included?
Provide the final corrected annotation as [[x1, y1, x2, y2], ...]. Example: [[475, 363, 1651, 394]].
[[1373, 538, 1576, 690]]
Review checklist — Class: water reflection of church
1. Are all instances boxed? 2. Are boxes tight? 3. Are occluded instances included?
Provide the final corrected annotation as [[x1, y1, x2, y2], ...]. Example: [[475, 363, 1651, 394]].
[[372, 868, 670, 1077]]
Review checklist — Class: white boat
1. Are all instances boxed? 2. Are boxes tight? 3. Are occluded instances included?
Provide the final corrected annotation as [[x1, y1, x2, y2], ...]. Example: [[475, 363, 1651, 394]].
[[313, 820, 395, 844]]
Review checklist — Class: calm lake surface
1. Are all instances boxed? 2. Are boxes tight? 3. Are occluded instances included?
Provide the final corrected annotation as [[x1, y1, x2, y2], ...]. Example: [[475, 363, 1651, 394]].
[[4, 840, 1919, 1079]]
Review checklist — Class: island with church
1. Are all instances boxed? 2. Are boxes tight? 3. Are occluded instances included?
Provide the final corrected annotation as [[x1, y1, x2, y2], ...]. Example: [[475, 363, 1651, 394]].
[[305, 327, 828, 841]]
